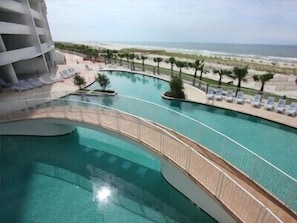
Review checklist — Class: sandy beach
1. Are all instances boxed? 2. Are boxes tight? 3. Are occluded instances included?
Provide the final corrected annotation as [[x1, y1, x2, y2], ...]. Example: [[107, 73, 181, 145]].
[[73, 41, 297, 99]]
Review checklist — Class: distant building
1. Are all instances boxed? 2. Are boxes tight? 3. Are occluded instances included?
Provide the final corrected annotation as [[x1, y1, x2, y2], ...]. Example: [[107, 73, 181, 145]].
[[0, 0, 55, 84]]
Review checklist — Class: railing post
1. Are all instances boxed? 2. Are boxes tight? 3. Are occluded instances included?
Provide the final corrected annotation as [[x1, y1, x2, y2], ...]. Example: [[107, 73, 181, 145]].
[[255, 206, 265, 223], [216, 171, 225, 199], [96, 106, 101, 125], [185, 146, 191, 172], [137, 118, 141, 141], [160, 132, 164, 154], [116, 111, 120, 131]]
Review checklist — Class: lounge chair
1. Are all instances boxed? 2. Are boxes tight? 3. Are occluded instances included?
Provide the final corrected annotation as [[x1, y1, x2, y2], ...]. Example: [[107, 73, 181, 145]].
[[225, 90, 234, 102], [39, 74, 54, 85], [264, 97, 275, 111], [11, 83, 27, 91], [251, 94, 262, 108], [0, 78, 12, 88], [235, 91, 245, 104], [85, 65, 92, 71], [19, 80, 34, 89], [206, 87, 214, 99], [275, 99, 287, 113], [60, 69, 75, 79], [285, 102, 297, 117], [28, 78, 43, 87], [214, 88, 222, 100], [50, 74, 63, 82]]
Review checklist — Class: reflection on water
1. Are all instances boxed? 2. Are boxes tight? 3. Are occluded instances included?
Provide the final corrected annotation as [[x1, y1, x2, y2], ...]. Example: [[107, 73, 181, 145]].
[[0, 127, 216, 223]]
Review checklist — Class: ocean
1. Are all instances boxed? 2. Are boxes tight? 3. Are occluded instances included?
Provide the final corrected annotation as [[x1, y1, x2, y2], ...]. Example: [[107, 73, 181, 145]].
[[100, 41, 297, 64]]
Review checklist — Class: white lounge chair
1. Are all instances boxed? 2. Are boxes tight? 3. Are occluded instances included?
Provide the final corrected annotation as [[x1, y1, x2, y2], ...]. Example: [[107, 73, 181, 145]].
[[235, 91, 245, 104], [206, 87, 214, 99], [275, 99, 287, 113], [60, 69, 75, 79], [19, 80, 34, 89], [214, 88, 222, 100], [28, 78, 43, 87], [285, 102, 297, 117], [251, 94, 262, 108], [225, 90, 234, 102], [39, 75, 54, 85], [264, 97, 275, 111], [50, 74, 63, 82]]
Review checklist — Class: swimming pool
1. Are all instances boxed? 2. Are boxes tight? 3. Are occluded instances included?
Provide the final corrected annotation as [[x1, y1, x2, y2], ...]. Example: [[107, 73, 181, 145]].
[[84, 70, 297, 211], [1, 127, 216, 223], [88, 70, 297, 179]]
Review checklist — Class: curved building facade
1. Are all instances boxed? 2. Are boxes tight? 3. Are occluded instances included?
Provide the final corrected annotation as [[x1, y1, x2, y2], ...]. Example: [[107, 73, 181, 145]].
[[0, 0, 55, 84]]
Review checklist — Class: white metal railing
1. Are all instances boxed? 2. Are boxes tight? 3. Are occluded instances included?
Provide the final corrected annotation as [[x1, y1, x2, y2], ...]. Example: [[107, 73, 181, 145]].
[[0, 91, 296, 214], [0, 97, 286, 222]]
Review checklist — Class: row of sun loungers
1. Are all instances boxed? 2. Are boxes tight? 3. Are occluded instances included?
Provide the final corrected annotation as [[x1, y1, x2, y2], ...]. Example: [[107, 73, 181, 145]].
[[206, 88, 297, 117], [0, 68, 77, 92]]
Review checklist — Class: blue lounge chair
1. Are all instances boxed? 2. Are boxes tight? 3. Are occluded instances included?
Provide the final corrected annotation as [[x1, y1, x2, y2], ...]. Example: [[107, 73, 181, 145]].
[[11, 83, 27, 91], [285, 102, 297, 117], [251, 94, 262, 108], [206, 87, 214, 99], [275, 99, 287, 113], [214, 88, 222, 100], [225, 90, 234, 102], [19, 80, 34, 89], [264, 97, 275, 111], [235, 91, 244, 104], [28, 78, 43, 87], [0, 78, 12, 88]]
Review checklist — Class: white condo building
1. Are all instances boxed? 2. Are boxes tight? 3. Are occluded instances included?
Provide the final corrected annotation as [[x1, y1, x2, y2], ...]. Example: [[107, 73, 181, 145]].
[[0, 0, 55, 84]]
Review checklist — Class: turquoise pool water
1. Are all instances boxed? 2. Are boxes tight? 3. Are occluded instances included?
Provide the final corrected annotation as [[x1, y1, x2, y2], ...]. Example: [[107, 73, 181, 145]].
[[89, 71, 297, 179], [0, 127, 216, 223]]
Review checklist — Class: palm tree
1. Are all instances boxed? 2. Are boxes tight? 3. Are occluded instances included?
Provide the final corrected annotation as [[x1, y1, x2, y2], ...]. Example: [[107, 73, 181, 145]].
[[175, 61, 188, 78], [118, 53, 125, 66], [140, 55, 148, 71], [112, 50, 118, 64], [213, 69, 232, 86], [129, 53, 136, 70], [230, 66, 249, 95], [165, 75, 185, 99], [153, 57, 163, 74], [73, 74, 86, 90], [253, 72, 274, 92], [96, 73, 110, 91], [166, 57, 176, 78], [188, 59, 204, 85], [198, 63, 208, 80]]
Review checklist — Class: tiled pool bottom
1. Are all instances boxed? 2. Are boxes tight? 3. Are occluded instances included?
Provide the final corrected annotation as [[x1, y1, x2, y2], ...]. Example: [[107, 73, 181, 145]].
[[0, 127, 216, 223]]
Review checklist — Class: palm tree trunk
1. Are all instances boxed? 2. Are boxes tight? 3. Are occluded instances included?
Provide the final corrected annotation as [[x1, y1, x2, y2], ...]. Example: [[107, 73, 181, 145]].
[[171, 64, 173, 77], [260, 83, 264, 92], [218, 75, 222, 86], [193, 69, 197, 85], [157, 63, 160, 74], [142, 61, 145, 71], [179, 67, 182, 78]]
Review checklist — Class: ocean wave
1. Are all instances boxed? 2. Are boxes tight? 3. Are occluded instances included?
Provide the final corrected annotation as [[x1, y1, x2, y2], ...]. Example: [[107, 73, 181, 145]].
[[95, 41, 297, 64]]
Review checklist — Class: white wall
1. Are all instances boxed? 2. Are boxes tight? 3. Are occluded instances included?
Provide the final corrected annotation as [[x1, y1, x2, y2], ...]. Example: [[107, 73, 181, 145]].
[[0, 119, 75, 136], [161, 160, 236, 223]]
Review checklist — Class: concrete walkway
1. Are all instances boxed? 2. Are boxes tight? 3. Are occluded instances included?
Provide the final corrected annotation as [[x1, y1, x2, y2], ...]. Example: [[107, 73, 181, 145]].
[[1, 51, 296, 128]]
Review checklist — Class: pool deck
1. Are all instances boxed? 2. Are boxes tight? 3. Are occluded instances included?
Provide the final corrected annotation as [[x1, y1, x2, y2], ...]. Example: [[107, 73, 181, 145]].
[[1, 52, 296, 222], [0, 51, 296, 128]]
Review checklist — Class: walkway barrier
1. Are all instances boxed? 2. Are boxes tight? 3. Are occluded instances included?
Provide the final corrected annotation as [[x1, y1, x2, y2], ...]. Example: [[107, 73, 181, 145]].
[[0, 97, 284, 222], [0, 91, 296, 214]]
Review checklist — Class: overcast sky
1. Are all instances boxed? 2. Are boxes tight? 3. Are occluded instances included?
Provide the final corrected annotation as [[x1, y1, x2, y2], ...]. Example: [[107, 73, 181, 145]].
[[46, 0, 297, 45]]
